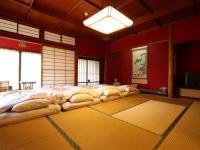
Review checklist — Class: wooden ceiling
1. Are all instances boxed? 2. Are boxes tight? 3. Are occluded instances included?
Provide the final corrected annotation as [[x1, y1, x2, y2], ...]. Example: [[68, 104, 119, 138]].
[[0, 0, 199, 41]]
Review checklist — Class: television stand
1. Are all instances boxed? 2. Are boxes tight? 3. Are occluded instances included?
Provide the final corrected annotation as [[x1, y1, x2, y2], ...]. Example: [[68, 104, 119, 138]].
[[177, 88, 200, 98]]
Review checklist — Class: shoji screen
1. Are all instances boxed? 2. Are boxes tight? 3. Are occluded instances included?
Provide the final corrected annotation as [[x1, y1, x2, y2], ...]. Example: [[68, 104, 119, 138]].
[[42, 46, 55, 86], [42, 46, 75, 87], [66, 50, 75, 84]]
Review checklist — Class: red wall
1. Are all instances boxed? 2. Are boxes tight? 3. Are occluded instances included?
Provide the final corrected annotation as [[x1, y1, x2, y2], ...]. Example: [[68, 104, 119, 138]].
[[105, 16, 200, 90], [106, 42, 168, 89], [77, 36, 105, 59]]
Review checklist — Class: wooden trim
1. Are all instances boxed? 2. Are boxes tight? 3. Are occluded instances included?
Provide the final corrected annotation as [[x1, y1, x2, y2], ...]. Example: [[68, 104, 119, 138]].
[[168, 24, 174, 98], [19, 51, 21, 90]]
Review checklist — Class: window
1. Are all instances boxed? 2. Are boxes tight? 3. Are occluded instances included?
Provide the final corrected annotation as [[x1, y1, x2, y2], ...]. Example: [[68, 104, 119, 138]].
[[78, 58, 100, 85], [44, 31, 61, 43], [0, 48, 41, 90], [0, 49, 19, 89], [21, 52, 41, 88], [0, 18, 17, 33], [18, 24, 39, 38]]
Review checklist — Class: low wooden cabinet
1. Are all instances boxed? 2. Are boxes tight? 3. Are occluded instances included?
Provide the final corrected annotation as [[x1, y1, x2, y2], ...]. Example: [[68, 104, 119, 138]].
[[177, 88, 200, 98]]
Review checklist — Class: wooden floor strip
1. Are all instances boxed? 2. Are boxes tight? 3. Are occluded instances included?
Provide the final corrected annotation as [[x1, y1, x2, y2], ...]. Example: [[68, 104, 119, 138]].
[[46, 116, 82, 150]]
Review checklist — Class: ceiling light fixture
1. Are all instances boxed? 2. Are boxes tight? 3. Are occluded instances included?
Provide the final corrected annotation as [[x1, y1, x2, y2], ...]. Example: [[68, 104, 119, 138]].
[[83, 6, 133, 34]]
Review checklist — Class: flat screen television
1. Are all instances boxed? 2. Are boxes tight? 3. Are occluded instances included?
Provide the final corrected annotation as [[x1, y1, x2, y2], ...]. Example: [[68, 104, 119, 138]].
[[185, 72, 200, 89]]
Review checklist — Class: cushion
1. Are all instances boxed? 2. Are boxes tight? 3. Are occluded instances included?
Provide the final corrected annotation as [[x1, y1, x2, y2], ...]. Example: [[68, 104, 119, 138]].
[[69, 94, 94, 103], [11, 99, 52, 112]]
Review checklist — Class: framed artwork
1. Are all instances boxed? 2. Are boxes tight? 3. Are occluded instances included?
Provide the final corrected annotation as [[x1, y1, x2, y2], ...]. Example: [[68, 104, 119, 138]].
[[132, 46, 148, 84]]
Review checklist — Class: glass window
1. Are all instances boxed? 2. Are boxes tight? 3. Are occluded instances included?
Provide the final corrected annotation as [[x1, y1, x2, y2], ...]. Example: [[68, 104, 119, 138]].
[[78, 58, 100, 85], [0, 48, 19, 89], [21, 52, 41, 88]]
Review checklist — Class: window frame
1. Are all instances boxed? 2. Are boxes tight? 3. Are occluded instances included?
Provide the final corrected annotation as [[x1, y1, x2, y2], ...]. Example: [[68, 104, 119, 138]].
[[78, 57, 101, 86]]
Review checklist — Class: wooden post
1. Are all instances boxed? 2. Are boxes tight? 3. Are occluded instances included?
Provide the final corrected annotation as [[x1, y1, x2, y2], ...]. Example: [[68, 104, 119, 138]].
[[168, 24, 174, 98]]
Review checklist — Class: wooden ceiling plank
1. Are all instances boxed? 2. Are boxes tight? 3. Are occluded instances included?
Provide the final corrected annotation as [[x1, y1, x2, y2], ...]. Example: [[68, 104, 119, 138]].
[[133, 0, 194, 27], [117, 0, 136, 9], [138, 0, 162, 27], [9, 0, 81, 28], [56, 0, 84, 28], [192, 0, 199, 16], [84, 0, 102, 9]]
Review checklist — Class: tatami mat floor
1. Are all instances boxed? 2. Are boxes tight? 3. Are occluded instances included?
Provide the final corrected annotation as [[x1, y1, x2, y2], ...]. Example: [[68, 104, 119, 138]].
[[0, 94, 199, 150]]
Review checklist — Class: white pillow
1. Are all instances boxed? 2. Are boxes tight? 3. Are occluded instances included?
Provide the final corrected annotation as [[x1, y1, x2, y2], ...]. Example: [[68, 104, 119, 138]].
[[69, 94, 93, 103], [11, 99, 52, 112], [103, 88, 120, 96]]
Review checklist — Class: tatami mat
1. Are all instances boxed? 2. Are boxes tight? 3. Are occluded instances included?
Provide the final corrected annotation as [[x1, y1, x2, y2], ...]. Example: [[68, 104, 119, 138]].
[[158, 101, 200, 150], [50, 107, 161, 150], [0, 118, 73, 150], [135, 94, 192, 106], [90, 96, 148, 115], [115, 96, 148, 105], [89, 101, 132, 115], [113, 100, 186, 135]]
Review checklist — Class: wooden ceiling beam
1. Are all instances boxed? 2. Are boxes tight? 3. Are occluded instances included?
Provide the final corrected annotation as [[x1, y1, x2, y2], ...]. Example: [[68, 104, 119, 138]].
[[26, 0, 34, 20], [138, 0, 162, 27], [133, 0, 194, 27], [9, 0, 81, 27]]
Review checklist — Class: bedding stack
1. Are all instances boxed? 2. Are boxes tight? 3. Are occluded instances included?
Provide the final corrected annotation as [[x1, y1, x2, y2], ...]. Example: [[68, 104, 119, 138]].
[[97, 86, 122, 102], [0, 90, 60, 126], [97, 85, 140, 101], [118, 85, 140, 97], [52, 86, 101, 111], [0, 84, 139, 126]]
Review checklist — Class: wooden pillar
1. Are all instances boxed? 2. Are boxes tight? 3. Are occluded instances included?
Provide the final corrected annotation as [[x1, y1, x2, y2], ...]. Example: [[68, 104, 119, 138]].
[[168, 24, 174, 98]]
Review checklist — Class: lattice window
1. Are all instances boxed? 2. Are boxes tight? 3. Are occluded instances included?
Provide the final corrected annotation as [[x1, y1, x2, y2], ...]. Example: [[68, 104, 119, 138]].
[[0, 18, 17, 33], [44, 31, 61, 43], [62, 35, 75, 45], [18, 24, 39, 38]]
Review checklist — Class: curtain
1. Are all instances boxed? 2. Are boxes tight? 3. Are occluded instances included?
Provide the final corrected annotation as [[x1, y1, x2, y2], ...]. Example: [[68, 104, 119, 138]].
[[0, 48, 19, 89]]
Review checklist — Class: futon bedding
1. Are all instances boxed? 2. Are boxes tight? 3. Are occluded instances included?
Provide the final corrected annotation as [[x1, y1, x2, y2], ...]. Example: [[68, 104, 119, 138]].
[[0, 104, 61, 126], [0, 84, 139, 126]]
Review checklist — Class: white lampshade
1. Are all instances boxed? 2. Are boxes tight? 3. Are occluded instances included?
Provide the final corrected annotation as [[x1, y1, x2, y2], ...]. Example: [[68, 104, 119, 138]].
[[83, 6, 133, 34]]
